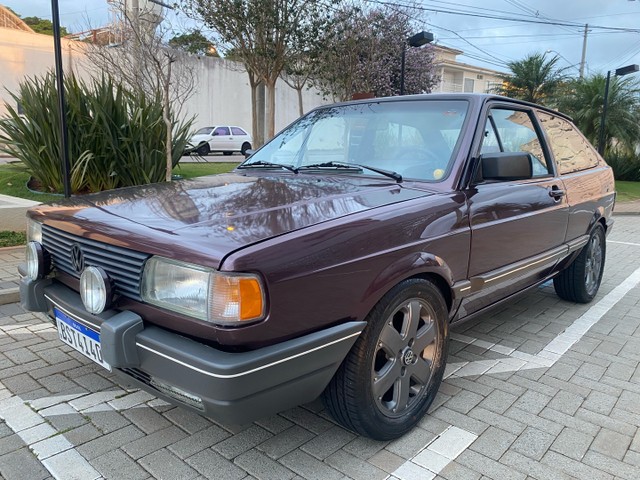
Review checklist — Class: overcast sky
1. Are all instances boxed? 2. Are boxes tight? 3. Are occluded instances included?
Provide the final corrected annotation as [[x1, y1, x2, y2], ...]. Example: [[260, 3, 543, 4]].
[[5, 0, 640, 75]]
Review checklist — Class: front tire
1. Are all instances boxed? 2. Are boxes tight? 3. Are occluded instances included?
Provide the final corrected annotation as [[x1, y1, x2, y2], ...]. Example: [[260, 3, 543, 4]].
[[323, 278, 448, 440], [197, 143, 210, 156], [554, 223, 606, 303]]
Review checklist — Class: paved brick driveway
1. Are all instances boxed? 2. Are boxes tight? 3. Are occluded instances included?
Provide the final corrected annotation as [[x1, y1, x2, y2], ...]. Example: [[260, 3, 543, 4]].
[[1, 217, 639, 480]]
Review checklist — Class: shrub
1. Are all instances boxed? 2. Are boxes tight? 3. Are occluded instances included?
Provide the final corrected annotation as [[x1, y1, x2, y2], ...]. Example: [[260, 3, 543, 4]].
[[606, 150, 640, 181], [0, 73, 193, 193]]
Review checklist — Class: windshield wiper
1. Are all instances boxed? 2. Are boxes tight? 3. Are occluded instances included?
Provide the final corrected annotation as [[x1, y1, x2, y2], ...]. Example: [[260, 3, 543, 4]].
[[237, 161, 298, 174], [299, 161, 402, 183]]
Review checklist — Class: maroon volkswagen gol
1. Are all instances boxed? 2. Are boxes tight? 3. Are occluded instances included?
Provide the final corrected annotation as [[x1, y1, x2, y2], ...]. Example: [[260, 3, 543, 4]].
[[20, 94, 614, 439]]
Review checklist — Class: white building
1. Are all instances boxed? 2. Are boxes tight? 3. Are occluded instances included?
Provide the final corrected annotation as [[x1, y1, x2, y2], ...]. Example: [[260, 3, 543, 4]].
[[433, 45, 505, 94]]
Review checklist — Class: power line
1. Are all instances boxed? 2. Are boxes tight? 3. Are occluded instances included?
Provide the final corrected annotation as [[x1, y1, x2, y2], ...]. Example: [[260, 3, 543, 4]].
[[367, 0, 640, 33]]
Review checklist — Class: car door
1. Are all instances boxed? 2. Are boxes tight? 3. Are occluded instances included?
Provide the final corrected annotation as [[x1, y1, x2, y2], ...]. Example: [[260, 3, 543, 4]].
[[211, 126, 232, 150], [459, 104, 569, 317]]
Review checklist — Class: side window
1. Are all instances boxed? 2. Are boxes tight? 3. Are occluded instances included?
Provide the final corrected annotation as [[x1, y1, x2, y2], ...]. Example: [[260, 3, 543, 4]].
[[231, 127, 246, 136], [214, 127, 230, 136], [480, 109, 551, 178], [537, 111, 599, 174]]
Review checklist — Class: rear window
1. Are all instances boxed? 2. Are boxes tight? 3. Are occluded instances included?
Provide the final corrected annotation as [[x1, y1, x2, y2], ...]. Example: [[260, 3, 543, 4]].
[[537, 111, 599, 174]]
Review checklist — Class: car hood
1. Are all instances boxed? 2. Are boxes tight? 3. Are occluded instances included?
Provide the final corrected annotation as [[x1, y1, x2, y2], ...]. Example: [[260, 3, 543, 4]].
[[30, 173, 433, 269]]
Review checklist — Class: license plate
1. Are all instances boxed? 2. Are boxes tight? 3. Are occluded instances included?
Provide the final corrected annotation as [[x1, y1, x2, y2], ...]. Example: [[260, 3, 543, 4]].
[[55, 308, 111, 371]]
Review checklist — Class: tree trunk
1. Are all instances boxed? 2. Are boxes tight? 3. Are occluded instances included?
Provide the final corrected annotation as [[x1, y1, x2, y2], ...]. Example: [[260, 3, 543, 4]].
[[163, 59, 173, 182], [256, 82, 265, 147], [296, 86, 303, 117], [265, 79, 277, 140], [248, 70, 259, 147]]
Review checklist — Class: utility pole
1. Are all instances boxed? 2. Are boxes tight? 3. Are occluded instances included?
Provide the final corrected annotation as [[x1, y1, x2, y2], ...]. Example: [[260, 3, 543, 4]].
[[579, 24, 588, 79]]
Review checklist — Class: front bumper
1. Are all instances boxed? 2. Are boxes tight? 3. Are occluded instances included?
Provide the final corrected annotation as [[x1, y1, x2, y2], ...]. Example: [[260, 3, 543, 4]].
[[21, 278, 364, 424]]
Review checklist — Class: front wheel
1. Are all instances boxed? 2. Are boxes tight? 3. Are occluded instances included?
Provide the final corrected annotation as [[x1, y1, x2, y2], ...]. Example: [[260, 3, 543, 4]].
[[323, 278, 448, 440], [554, 223, 606, 303], [197, 143, 210, 156]]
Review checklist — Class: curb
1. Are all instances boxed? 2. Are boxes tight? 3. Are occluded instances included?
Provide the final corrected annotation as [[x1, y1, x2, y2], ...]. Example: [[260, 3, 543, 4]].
[[0, 245, 25, 252], [0, 287, 19, 306], [613, 211, 640, 216]]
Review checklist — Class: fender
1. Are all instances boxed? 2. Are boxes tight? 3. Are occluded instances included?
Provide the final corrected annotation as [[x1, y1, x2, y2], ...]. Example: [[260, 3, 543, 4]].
[[359, 251, 455, 318]]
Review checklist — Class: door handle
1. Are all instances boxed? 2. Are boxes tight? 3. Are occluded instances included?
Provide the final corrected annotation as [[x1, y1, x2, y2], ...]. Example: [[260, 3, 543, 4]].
[[548, 186, 566, 199]]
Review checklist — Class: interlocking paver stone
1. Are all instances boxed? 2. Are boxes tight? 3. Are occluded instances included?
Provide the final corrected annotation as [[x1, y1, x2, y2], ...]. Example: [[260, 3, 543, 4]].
[[325, 449, 387, 480], [235, 449, 296, 480], [550, 427, 594, 460], [138, 447, 198, 480], [511, 427, 555, 461], [92, 449, 150, 480], [591, 428, 633, 461], [300, 426, 355, 460], [213, 424, 273, 459], [280, 450, 343, 480], [469, 426, 516, 460], [186, 449, 246, 480]]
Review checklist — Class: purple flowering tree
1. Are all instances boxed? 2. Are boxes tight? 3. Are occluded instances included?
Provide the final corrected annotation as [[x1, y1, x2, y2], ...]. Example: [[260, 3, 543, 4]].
[[312, 6, 438, 101]]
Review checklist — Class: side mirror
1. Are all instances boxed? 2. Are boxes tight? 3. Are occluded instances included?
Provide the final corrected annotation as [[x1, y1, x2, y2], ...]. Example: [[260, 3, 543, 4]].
[[480, 152, 533, 181], [244, 149, 255, 159]]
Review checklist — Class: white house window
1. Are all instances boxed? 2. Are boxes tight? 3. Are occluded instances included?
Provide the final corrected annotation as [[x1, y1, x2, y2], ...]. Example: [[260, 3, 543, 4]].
[[463, 78, 475, 92]]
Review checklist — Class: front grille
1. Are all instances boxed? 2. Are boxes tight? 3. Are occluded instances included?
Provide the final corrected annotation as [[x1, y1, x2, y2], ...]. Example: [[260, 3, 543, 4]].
[[42, 224, 149, 300]]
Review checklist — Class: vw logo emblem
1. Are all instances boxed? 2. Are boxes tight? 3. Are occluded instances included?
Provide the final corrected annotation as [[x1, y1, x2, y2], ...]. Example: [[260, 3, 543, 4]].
[[403, 350, 415, 365], [70, 244, 85, 274]]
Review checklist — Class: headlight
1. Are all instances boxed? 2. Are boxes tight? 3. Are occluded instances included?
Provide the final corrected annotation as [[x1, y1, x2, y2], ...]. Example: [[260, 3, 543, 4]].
[[27, 219, 42, 243], [80, 266, 112, 314], [25, 241, 50, 280], [141, 257, 266, 326]]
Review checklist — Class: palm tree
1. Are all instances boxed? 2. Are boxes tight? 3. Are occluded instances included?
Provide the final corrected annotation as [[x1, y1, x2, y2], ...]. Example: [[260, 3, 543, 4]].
[[496, 53, 566, 105], [556, 74, 640, 155]]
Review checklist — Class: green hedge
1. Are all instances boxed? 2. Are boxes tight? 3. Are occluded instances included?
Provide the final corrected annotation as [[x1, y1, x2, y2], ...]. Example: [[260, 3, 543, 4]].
[[606, 150, 640, 182], [0, 73, 192, 194]]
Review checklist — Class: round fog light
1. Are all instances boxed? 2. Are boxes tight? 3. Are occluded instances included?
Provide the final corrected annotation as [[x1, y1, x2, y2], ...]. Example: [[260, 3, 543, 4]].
[[25, 242, 49, 280], [80, 266, 112, 314]]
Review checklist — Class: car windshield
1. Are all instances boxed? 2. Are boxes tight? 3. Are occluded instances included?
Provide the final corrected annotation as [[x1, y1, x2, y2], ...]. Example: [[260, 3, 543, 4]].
[[195, 127, 214, 135], [242, 99, 469, 182]]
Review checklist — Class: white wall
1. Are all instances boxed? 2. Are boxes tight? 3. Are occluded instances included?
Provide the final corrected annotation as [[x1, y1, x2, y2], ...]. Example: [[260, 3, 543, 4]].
[[180, 55, 327, 135], [0, 27, 88, 117]]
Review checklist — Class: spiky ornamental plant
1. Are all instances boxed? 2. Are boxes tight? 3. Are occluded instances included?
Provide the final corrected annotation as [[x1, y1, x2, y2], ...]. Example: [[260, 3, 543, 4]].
[[0, 73, 192, 194]]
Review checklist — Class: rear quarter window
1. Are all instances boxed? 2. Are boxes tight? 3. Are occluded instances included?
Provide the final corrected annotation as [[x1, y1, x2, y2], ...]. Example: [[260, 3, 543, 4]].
[[537, 111, 600, 174]]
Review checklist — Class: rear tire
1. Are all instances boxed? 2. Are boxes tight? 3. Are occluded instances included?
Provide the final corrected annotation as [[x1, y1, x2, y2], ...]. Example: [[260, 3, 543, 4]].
[[241, 142, 252, 156], [323, 278, 448, 440], [554, 223, 606, 303]]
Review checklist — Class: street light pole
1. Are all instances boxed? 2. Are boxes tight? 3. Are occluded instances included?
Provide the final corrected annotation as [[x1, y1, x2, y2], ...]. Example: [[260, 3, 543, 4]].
[[51, 0, 72, 198], [400, 31, 434, 96], [597, 64, 639, 155]]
